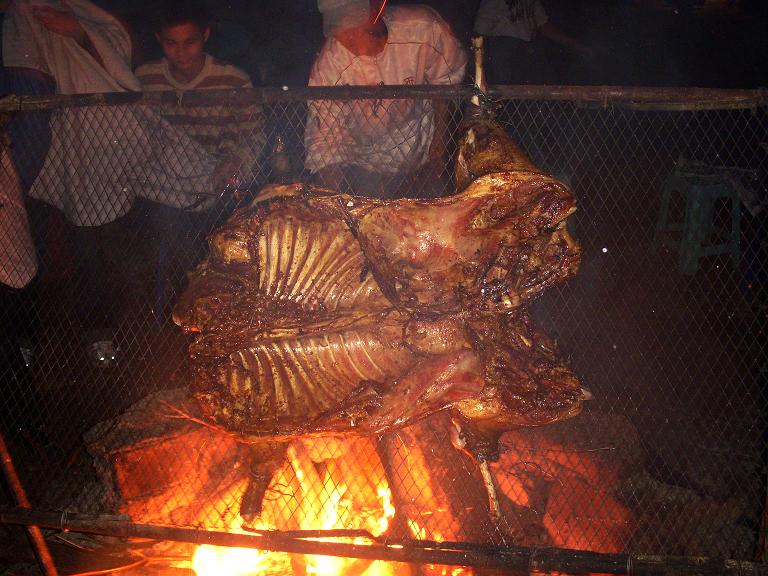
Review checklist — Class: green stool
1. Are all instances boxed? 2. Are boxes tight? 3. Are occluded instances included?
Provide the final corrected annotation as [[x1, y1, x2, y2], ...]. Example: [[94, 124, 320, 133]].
[[655, 171, 742, 275]]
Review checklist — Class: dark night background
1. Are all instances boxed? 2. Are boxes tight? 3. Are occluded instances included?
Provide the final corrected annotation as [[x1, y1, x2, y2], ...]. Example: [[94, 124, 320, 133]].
[[98, 0, 767, 89]]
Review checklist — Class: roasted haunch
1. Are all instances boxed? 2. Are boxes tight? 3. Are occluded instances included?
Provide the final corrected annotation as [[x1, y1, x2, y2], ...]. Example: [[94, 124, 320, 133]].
[[173, 119, 584, 465]]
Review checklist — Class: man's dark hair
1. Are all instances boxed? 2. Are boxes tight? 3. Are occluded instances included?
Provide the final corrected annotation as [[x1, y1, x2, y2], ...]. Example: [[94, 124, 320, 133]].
[[153, 0, 213, 34]]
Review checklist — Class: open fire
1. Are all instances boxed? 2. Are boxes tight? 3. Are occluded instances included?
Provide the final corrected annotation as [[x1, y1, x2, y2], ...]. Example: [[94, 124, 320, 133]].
[[85, 387, 634, 575], [188, 435, 470, 576], [83, 109, 631, 576]]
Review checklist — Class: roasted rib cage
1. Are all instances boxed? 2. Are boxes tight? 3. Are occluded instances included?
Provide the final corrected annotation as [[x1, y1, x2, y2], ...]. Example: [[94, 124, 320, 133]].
[[173, 119, 584, 462]]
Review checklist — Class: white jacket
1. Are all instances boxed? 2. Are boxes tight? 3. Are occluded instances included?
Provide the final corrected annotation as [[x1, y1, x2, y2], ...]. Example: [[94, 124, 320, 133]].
[[305, 5, 467, 175], [5, 0, 219, 225]]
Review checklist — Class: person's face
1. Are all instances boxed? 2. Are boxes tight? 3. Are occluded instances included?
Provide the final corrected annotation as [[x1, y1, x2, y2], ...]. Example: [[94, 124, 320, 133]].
[[157, 22, 209, 77], [336, 20, 387, 58]]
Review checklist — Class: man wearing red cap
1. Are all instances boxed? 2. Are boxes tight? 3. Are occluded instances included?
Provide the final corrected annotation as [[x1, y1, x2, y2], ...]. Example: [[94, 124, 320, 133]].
[[306, 0, 467, 198]]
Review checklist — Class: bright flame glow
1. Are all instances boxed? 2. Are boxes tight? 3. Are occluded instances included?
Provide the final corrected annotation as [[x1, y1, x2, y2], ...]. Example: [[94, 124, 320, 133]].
[[192, 544, 268, 576], [191, 438, 399, 576], [407, 520, 473, 576], [304, 475, 396, 575], [377, 486, 396, 535], [192, 517, 272, 576]]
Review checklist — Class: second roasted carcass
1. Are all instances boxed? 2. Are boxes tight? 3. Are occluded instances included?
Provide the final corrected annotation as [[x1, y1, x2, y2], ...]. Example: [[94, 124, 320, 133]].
[[173, 119, 584, 512]]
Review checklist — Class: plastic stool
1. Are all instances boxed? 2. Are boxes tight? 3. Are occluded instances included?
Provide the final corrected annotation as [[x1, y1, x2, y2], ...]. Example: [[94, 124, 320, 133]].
[[654, 171, 741, 275]]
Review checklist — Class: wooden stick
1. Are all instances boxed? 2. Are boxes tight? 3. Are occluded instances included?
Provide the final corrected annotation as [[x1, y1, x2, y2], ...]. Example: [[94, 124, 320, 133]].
[[478, 459, 501, 525], [473, 37, 486, 94], [3, 506, 768, 575], [0, 434, 59, 575], [471, 36, 486, 108]]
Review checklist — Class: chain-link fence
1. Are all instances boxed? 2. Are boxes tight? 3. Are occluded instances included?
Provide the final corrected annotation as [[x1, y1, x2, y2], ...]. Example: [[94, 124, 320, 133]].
[[1, 86, 766, 574]]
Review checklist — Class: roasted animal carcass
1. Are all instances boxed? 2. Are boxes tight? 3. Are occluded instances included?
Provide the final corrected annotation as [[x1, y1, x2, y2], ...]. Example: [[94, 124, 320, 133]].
[[173, 120, 584, 496]]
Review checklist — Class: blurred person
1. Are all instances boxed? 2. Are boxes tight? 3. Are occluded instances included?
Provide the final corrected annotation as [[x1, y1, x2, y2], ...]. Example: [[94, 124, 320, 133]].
[[4, 0, 140, 366], [1, 0, 47, 375], [0, 119, 37, 297], [473, 0, 593, 84], [305, 0, 467, 198], [0, 124, 50, 445], [3, 0, 139, 93], [134, 0, 266, 306], [5, 0, 239, 363], [0, 151, 47, 443], [1, 0, 54, 193], [136, 1, 264, 197], [418, 0, 483, 46], [0, 114, 38, 377]]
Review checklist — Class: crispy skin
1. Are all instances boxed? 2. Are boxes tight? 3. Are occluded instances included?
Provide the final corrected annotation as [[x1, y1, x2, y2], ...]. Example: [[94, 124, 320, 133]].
[[173, 122, 583, 455]]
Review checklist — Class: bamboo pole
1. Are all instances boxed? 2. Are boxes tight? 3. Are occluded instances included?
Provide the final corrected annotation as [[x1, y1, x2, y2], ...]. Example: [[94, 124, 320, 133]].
[[473, 37, 487, 95], [2, 506, 768, 575], [0, 436, 59, 575], [471, 36, 486, 110], [0, 85, 765, 111]]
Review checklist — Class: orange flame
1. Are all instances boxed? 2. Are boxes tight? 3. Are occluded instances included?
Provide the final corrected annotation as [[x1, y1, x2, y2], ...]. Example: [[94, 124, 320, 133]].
[[191, 517, 273, 576], [191, 438, 399, 576], [192, 544, 269, 576]]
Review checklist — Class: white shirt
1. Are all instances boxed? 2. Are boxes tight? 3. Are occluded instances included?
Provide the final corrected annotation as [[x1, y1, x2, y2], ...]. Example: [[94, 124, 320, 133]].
[[474, 0, 548, 42], [305, 5, 467, 175], [7, 1, 222, 225], [5, 0, 144, 226], [2, 0, 139, 94]]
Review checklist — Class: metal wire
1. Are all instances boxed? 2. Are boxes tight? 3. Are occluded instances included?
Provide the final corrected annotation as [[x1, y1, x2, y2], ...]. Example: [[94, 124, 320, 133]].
[[0, 86, 766, 572]]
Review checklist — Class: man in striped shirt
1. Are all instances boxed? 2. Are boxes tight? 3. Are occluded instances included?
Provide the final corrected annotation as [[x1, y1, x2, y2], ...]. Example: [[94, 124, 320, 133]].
[[135, 1, 265, 199]]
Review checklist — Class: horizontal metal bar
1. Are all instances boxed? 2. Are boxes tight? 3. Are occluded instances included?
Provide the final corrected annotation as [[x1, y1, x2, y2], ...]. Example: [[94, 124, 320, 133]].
[[2, 507, 767, 575], [0, 85, 765, 112]]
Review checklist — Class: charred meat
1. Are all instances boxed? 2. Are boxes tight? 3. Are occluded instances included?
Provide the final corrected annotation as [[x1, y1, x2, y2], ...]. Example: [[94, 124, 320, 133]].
[[173, 120, 584, 462]]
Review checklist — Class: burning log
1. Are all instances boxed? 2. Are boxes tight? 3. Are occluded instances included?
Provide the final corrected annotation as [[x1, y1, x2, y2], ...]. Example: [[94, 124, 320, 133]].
[[81, 386, 645, 575], [491, 411, 641, 552], [377, 412, 494, 544], [85, 389, 252, 529]]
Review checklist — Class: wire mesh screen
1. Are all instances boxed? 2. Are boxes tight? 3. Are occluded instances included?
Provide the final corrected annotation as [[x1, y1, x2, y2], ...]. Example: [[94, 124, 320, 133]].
[[0, 87, 766, 574]]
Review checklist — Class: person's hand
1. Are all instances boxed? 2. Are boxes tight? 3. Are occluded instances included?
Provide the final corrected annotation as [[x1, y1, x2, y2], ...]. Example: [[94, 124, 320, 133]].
[[31, 3, 85, 42], [210, 158, 245, 201]]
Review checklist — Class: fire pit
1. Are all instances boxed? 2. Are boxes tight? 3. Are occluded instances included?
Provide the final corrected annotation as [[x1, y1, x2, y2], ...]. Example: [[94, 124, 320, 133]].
[[77, 386, 637, 576]]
